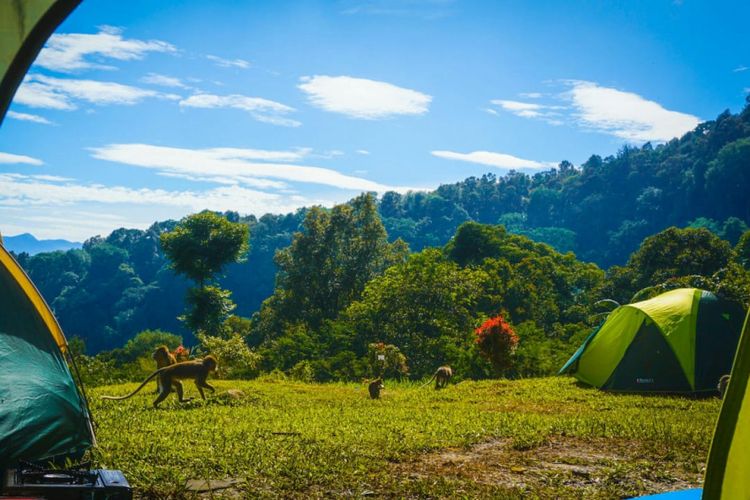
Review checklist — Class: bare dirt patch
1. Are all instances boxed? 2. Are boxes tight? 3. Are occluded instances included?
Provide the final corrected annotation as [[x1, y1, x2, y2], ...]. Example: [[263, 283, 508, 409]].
[[392, 436, 701, 495]]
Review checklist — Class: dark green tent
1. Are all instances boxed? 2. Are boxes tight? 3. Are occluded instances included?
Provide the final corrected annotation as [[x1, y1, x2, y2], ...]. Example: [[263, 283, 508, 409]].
[[0, 243, 94, 466], [560, 288, 745, 393]]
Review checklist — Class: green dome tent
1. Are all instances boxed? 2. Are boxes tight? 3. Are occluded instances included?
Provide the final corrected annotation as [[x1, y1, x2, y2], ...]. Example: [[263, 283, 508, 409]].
[[0, 242, 95, 466], [560, 288, 745, 393]]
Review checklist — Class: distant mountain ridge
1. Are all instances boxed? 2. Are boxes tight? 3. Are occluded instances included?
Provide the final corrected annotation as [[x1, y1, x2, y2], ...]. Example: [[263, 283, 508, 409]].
[[2, 233, 81, 255]]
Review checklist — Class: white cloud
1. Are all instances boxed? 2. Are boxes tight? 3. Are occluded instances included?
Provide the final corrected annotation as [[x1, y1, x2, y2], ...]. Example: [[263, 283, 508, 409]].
[[298, 75, 432, 119], [490, 99, 564, 124], [14, 74, 180, 110], [140, 73, 188, 88], [35, 26, 176, 73], [0, 174, 335, 240], [733, 65, 748, 73], [6, 111, 53, 124], [89, 143, 415, 193], [519, 92, 543, 99], [431, 150, 554, 170], [0, 152, 43, 166], [490, 81, 701, 142], [206, 55, 251, 69], [565, 80, 700, 142], [180, 93, 300, 127], [356, 149, 370, 155]]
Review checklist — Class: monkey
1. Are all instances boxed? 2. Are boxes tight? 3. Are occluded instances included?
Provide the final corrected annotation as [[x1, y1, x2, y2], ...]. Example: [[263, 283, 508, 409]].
[[718, 374, 731, 399], [152, 345, 178, 394], [368, 378, 384, 399], [421, 366, 453, 389], [102, 355, 218, 407]]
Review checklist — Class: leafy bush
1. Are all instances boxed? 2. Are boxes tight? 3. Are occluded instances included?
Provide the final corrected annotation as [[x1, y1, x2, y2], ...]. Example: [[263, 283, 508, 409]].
[[366, 342, 409, 379], [197, 333, 260, 379], [474, 315, 519, 376]]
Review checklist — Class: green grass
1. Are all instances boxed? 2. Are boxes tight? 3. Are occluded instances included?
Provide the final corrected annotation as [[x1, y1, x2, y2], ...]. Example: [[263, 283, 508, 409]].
[[89, 377, 719, 498]]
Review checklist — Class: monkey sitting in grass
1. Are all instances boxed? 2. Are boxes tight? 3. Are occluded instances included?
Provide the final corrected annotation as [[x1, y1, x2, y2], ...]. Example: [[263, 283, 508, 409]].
[[421, 366, 453, 389], [368, 378, 384, 399]]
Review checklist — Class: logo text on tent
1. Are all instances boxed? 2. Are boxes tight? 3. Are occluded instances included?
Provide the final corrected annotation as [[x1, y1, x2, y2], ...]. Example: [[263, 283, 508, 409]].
[[636, 378, 655, 384]]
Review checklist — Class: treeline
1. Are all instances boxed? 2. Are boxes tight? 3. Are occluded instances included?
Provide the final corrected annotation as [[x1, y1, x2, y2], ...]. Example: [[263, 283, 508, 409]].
[[11, 97, 750, 361]]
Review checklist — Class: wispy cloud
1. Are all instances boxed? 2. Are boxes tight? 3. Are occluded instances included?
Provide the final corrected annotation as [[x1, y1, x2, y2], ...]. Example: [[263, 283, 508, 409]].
[[35, 26, 176, 73], [491, 81, 700, 142], [89, 143, 415, 193], [299, 75, 432, 119], [340, 0, 457, 19], [733, 65, 748, 73], [140, 73, 189, 88], [6, 111, 53, 125], [206, 55, 251, 69], [431, 150, 554, 170], [356, 149, 370, 155], [179, 93, 300, 127], [0, 152, 43, 166], [14, 74, 180, 110], [490, 99, 564, 124], [0, 173, 330, 240], [565, 80, 700, 142]]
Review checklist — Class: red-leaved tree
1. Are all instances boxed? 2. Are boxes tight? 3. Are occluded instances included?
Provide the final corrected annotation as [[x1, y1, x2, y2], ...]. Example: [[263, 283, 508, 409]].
[[474, 315, 519, 375]]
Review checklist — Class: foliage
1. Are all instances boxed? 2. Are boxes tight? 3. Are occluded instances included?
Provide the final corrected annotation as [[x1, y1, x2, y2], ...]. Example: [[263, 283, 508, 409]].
[[181, 285, 237, 337], [254, 194, 408, 343], [109, 329, 182, 364], [160, 211, 249, 285], [89, 377, 720, 498], [366, 342, 409, 379], [474, 315, 519, 375], [195, 332, 260, 379]]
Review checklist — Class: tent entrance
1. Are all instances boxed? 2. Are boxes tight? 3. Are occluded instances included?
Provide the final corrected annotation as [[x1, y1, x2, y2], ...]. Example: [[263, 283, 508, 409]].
[[603, 320, 691, 392]]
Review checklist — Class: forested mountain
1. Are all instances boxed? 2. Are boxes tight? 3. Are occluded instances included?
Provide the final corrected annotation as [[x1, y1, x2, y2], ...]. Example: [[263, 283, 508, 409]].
[[9, 97, 750, 354]]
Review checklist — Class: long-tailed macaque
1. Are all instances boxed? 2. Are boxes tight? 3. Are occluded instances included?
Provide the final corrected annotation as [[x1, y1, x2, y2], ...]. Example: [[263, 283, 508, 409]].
[[718, 374, 731, 399], [368, 378, 384, 399], [102, 355, 218, 407], [152, 345, 177, 394], [421, 366, 453, 389]]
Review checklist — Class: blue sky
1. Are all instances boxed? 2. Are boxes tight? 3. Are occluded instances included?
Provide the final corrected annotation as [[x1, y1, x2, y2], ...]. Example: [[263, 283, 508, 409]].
[[1, 0, 748, 241]]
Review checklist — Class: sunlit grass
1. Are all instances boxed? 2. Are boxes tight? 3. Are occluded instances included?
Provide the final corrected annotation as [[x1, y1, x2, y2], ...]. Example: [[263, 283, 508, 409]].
[[89, 377, 719, 498]]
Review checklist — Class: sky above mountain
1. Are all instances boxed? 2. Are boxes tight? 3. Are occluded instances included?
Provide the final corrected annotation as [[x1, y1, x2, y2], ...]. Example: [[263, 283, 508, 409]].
[[1, 0, 748, 240]]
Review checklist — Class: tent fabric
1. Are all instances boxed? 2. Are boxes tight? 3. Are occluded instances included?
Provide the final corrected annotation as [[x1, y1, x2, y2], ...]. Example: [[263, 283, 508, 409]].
[[0, 0, 81, 123], [703, 309, 750, 499], [0, 244, 93, 467], [560, 288, 744, 393]]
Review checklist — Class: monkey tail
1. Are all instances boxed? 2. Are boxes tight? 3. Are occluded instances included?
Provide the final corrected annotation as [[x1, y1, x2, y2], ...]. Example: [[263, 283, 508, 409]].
[[101, 366, 168, 401], [419, 373, 437, 388]]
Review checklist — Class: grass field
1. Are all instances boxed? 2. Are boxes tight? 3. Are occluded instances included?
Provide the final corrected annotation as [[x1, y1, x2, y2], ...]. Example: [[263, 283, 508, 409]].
[[89, 377, 720, 499]]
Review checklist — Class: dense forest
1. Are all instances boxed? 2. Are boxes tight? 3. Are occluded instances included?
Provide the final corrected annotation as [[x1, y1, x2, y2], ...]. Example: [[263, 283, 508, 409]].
[[9, 97, 750, 380]]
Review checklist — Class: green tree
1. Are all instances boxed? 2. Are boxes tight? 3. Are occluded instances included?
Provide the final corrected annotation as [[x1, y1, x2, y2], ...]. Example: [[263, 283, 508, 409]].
[[254, 193, 407, 340], [160, 211, 249, 336]]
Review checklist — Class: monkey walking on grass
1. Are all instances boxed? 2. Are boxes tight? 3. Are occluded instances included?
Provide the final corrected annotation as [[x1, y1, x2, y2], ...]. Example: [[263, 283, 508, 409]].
[[421, 366, 453, 389], [102, 355, 218, 407]]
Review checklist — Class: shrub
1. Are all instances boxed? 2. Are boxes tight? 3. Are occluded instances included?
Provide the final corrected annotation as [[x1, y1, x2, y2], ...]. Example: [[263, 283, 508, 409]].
[[474, 315, 519, 376], [197, 333, 261, 379], [366, 342, 409, 379]]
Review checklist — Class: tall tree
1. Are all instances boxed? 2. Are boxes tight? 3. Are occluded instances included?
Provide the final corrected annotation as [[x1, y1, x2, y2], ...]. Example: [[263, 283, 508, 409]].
[[161, 211, 249, 336]]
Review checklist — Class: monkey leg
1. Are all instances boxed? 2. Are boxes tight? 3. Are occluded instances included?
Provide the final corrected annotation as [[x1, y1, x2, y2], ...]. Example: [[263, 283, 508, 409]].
[[152, 386, 172, 408], [174, 381, 193, 403]]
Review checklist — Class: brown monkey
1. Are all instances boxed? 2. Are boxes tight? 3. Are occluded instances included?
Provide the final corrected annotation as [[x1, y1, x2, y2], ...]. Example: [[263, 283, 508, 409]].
[[718, 374, 731, 399], [368, 378, 384, 399], [152, 345, 177, 394], [421, 366, 453, 389], [102, 355, 218, 407]]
